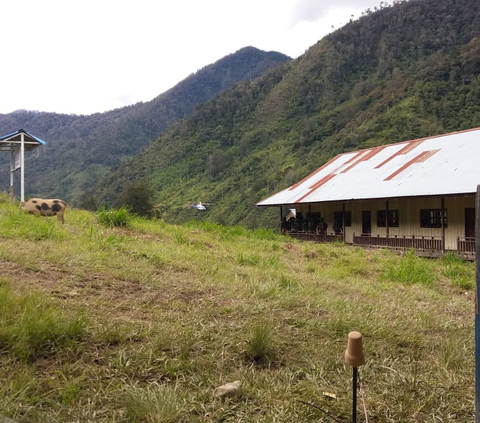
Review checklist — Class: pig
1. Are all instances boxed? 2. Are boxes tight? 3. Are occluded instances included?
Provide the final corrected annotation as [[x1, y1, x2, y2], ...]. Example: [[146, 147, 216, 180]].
[[21, 198, 68, 224]]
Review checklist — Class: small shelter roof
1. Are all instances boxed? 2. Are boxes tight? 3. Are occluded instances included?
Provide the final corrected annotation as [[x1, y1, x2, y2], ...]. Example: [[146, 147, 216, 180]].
[[0, 129, 46, 151], [257, 127, 480, 206]]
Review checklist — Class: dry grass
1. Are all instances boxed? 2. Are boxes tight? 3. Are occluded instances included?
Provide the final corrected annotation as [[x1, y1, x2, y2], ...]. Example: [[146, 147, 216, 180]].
[[0, 199, 474, 422]]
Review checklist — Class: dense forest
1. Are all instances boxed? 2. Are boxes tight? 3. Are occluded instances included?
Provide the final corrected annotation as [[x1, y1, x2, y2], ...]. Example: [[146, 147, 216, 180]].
[[0, 47, 289, 205], [90, 0, 480, 227]]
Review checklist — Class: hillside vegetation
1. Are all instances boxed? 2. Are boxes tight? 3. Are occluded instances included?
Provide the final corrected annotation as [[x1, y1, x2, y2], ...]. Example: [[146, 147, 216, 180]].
[[92, 0, 480, 227], [0, 47, 289, 206], [0, 195, 474, 422]]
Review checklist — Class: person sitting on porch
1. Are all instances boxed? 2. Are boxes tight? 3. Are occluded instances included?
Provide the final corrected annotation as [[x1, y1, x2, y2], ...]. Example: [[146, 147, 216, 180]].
[[333, 217, 343, 235], [318, 218, 328, 234]]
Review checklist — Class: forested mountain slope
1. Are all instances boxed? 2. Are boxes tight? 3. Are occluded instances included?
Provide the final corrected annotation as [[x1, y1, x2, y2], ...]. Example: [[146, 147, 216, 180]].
[[93, 0, 480, 228], [0, 47, 290, 204]]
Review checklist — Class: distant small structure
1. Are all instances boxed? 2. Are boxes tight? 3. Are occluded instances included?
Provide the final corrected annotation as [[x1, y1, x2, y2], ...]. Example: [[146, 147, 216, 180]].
[[191, 201, 207, 211], [0, 129, 46, 203]]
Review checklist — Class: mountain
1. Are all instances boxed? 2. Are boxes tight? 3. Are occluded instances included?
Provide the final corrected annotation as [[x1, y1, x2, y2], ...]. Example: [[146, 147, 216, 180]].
[[92, 0, 480, 228], [0, 47, 290, 204]]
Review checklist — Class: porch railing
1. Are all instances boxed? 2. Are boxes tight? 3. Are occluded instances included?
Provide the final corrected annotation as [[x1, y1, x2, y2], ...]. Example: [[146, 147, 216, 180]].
[[457, 236, 476, 255], [352, 233, 443, 251], [288, 231, 344, 243]]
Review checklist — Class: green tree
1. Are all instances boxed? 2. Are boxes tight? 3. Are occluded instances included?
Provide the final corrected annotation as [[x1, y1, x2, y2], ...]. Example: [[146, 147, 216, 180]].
[[114, 182, 155, 218]]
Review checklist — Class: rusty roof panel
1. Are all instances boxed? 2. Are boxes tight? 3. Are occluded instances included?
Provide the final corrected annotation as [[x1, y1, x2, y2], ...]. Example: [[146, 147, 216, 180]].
[[257, 127, 480, 206]]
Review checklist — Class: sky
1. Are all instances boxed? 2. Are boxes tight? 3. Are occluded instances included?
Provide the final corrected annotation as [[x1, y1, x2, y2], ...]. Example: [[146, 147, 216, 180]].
[[1, 0, 384, 116]]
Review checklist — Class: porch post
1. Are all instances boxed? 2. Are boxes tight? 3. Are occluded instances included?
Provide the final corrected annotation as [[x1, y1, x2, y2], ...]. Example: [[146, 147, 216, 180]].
[[342, 202, 346, 243], [279, 206, 282, 232], [475, 185, 480, 422], [441, 197, 445, 253], [386, 200, 389, 238]]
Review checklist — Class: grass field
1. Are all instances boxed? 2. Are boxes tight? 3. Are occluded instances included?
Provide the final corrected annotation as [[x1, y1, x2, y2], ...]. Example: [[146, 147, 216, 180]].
[[0, 196, 474, 422]]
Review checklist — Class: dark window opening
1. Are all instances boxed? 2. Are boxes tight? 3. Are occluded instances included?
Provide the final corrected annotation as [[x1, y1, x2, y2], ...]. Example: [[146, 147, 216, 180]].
[[334, 211, 352, 227], [333, 211, 351, 234], [362, 211, 371, 235], [420, 209, 447, 228], [377, 210, 399, 227]]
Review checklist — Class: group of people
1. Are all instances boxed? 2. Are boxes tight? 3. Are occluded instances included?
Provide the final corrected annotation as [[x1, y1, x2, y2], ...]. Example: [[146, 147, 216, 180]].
[[281, 212, 343, 235]]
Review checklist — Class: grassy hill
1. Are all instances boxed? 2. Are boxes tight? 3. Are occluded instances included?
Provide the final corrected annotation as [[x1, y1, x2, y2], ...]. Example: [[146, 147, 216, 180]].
[[92, 0, 480, 228], [0, 195, 474, 422]]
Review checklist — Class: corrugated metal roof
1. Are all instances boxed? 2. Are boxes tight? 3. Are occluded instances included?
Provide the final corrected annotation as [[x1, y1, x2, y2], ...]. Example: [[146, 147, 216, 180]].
[[257, 127, 480, 206], [0, 129, 46, 146]]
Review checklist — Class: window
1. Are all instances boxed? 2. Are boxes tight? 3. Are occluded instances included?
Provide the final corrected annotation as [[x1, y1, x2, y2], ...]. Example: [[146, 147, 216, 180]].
[[333, 211, 352, 227], [420, 209, 447, 228], [377, 210, 399, 227]]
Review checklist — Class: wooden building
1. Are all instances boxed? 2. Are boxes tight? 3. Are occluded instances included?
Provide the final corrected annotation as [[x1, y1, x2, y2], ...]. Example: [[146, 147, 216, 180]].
[[257, 128, 480, 258]]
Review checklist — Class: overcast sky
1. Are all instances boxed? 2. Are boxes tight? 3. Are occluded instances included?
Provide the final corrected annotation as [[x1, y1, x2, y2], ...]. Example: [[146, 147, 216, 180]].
[[1, 0, 384, 115]]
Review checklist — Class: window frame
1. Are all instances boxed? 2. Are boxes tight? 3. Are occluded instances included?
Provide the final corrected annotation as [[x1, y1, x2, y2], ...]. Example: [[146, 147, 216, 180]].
[[420, 209, 448, 228], [376, 209, 399, 228]]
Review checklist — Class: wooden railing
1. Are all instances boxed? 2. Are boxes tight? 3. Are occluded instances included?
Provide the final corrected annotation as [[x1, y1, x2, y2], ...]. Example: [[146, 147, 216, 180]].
[[457, 237, 475, 255], [288, 231, 344, 243], [353, 233, 443, 251]]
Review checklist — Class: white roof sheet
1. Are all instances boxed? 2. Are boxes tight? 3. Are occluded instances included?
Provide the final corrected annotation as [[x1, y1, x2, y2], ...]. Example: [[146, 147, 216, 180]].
[[257, 127, 480, 206]]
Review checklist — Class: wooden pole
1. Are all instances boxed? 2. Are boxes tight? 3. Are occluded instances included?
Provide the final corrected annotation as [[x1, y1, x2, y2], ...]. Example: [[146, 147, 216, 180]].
[[279, 207, 282, 233], [475, 185, 480, 422], [386, 199, 389, 238], [342, 202, 346, 243], [441, 197, 446, 254]]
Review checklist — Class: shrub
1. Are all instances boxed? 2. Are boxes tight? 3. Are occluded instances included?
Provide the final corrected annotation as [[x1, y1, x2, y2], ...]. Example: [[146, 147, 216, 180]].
[[113, 181, 155, 218], [245, 322, 276, 364], [97, 206, 132, 228]]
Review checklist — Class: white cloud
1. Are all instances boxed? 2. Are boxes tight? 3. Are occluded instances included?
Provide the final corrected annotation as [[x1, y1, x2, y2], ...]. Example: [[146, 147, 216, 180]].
[[291, 0, 385, 24]]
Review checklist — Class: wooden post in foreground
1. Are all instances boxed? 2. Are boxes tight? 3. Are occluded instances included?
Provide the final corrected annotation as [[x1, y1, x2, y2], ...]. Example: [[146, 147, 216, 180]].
[[345, 331, 365, 423], [476, 185, 480, 422]]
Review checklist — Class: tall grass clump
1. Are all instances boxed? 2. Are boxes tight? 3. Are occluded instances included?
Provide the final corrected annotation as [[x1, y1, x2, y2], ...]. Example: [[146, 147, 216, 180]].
[[97, 205, 132, 228], [0, 285, 85, 361], [382, 250, 435, 287], [0, 192, 10, 203], [123, 383, 184, 423], [441, 252, 475, 290], [245, 322, 277, 365]]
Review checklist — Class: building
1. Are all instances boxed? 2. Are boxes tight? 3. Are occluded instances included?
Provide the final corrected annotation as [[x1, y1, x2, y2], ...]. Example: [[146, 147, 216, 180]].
[[256, 127, 480, 258], [0, 129, 46, 202]]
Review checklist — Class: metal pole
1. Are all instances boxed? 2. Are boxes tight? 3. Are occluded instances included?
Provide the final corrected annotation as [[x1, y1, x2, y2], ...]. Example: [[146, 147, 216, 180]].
[[352, 367, 358, 423], [475, 185, 480, 422], [20, 132, 25, 203], [10, 147, 14, 202]]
